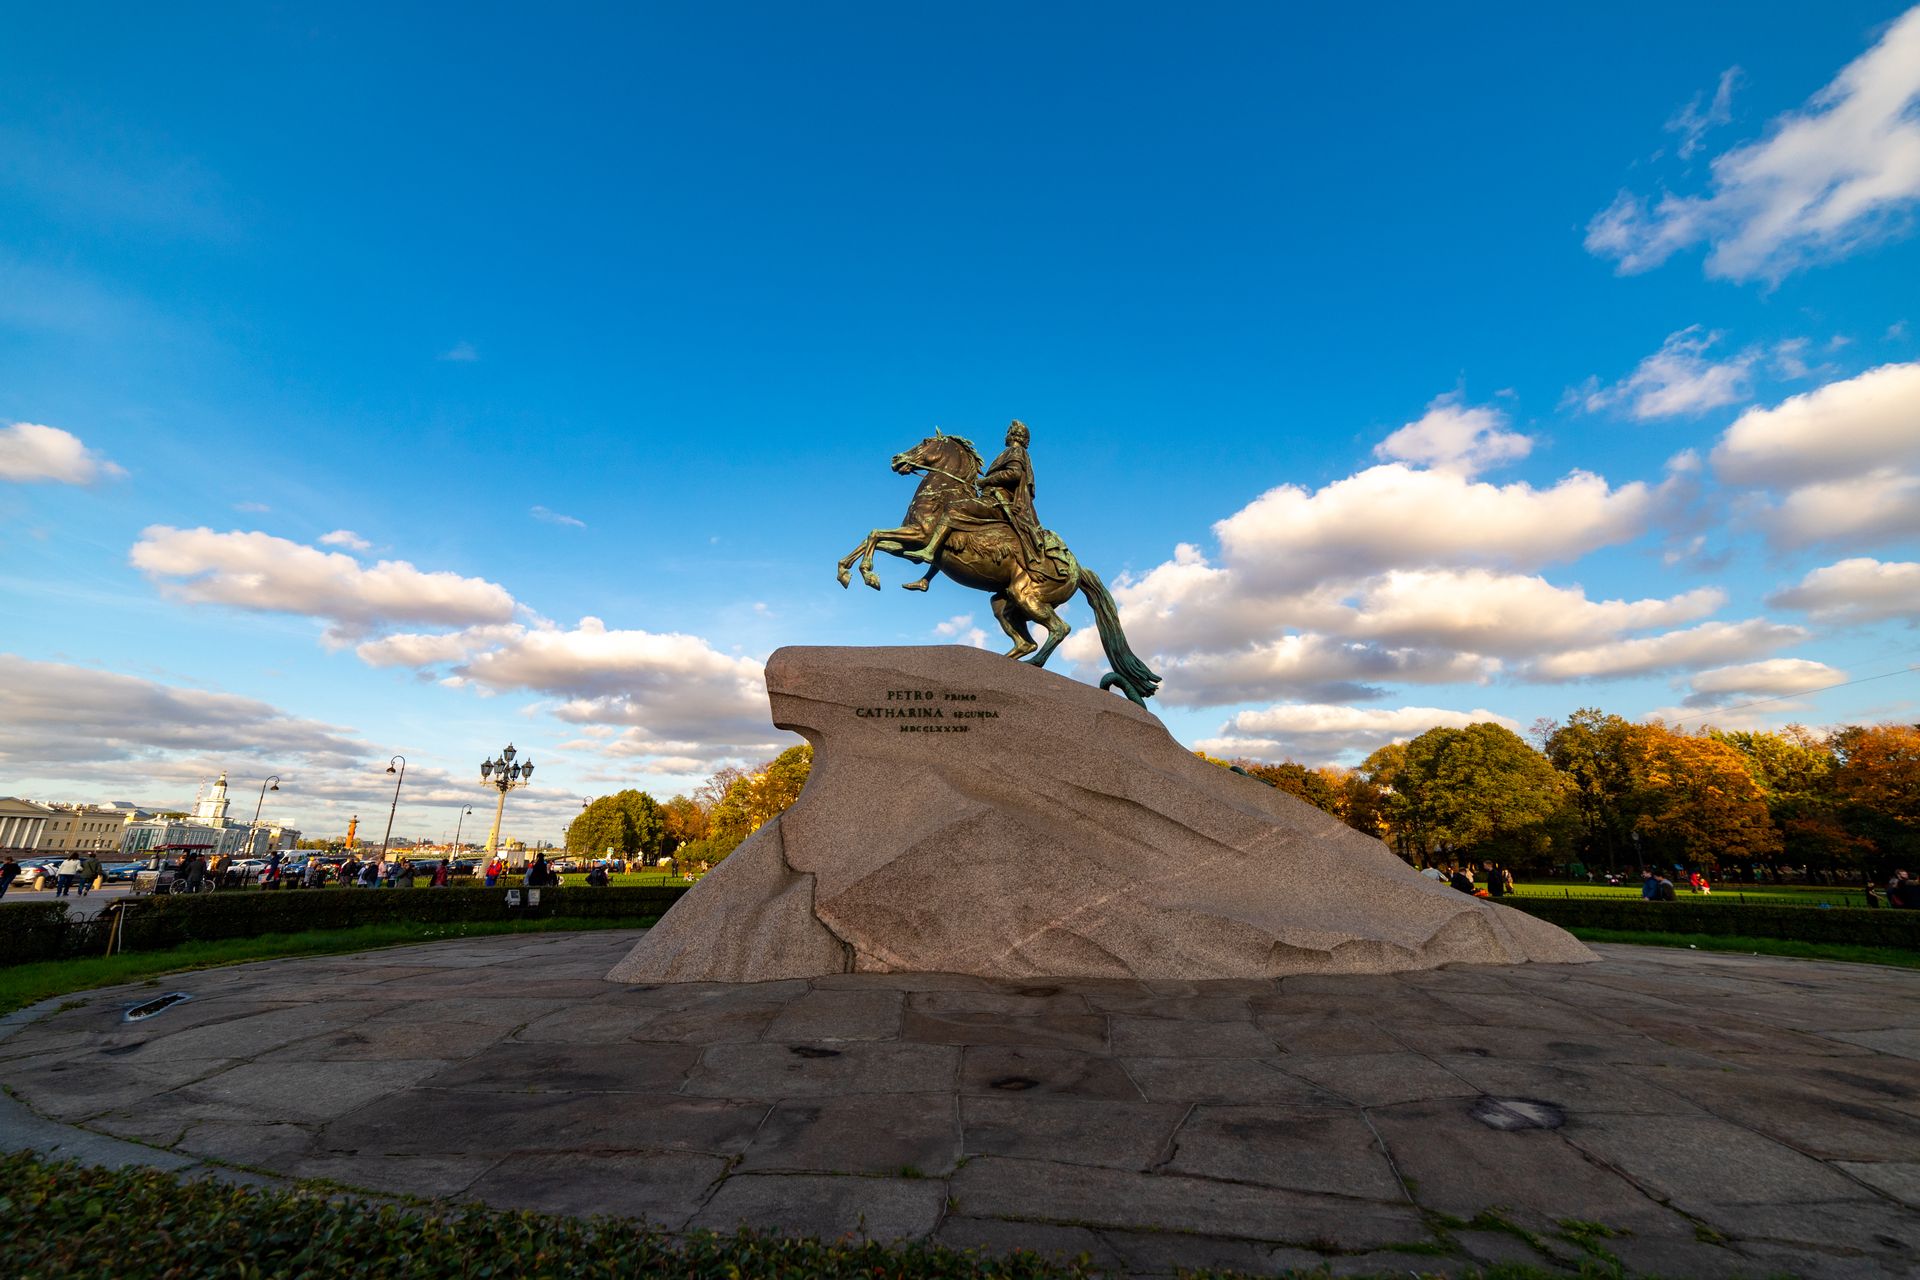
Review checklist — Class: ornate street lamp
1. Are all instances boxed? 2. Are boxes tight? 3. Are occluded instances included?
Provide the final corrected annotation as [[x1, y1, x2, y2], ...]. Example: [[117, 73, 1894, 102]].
[[479, 742, 535, 866], [250, 775, 281, 859], [379, 756, 406, 862]]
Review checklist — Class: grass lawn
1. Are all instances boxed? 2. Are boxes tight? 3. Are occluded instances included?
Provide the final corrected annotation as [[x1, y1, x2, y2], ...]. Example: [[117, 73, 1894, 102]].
[[0, 916, 658, 1017], [1510, 880, 1880, 909], [1567, 926, 1920, 969]]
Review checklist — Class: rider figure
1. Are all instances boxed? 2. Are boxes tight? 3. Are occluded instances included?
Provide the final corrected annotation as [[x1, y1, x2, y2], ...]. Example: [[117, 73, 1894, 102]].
[[906, 420, 1047, 574]]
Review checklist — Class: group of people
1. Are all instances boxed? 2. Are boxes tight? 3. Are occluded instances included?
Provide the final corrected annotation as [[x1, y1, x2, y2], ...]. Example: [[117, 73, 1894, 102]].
[[1420, 861, 1515, 898], [1869, 871, 1918, 909], [0, 854, 107, 898]]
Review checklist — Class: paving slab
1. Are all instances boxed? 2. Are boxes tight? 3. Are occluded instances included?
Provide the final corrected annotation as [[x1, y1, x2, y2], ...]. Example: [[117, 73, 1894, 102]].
[[1161, 1104, 1405, 1199], [739, 1093, 960, 1175], [5, 933, 1920, 1280], [960, 1094, 1186, 1169], [465, 1150, 728, 1228], [688, 1172, 948, 1241]]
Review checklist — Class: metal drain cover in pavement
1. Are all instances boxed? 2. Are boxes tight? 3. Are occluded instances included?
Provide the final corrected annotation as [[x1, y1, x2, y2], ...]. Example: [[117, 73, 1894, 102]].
[[123, 992, 192, 1023], [1471, 1096, 1565, 1131]]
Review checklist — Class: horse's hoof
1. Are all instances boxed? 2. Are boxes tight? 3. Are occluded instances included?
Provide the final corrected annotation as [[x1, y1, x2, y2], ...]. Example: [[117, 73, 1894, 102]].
[[862, 573, 882, 591], [835, 571, 850, 589], [901, 579, 929, 591]]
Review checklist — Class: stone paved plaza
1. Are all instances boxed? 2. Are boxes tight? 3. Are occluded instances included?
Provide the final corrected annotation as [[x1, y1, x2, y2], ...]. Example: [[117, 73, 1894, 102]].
[[2, 930, 1917, 1277]]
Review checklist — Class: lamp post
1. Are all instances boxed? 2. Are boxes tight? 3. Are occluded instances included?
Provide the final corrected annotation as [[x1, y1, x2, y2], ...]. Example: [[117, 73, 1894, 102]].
[[480, 743, 534, 867], [451, 804, 474, 862], [379, 756, 406, 862], [249, 775, 281, 859]]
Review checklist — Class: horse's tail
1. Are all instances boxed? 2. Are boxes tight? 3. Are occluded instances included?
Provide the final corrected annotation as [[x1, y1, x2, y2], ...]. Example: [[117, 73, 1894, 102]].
[[1077, 568, 1162, 708]]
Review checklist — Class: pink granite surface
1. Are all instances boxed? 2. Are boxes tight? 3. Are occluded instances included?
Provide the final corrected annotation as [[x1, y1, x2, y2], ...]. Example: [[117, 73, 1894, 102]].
[[610, 646, 1592, 983]]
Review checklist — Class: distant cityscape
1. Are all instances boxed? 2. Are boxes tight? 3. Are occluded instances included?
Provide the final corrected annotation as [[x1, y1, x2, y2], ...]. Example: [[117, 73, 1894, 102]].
[[0, 770, 556, 869]]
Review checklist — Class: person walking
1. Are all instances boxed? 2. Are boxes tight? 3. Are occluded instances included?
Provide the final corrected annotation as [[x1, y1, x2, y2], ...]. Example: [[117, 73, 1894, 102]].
[[431, 858, 450, 887], [0, 856, 19, 899], [54, 855, 82, 897], [1484, 862, 1506, 899], [79, 854, 104, 896], [524, 852, 548, 887]]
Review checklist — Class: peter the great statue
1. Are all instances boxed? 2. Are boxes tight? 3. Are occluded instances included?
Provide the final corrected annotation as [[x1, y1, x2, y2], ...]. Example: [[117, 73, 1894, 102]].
[[837, 420, 1162, 706]]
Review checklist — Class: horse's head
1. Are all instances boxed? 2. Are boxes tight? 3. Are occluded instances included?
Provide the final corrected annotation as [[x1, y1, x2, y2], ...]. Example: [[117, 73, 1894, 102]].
[[892, 430, 982, 479]]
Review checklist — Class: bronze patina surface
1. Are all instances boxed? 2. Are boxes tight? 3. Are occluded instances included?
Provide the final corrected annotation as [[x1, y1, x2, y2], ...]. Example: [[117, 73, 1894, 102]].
[[836, 421, 1161, 706]]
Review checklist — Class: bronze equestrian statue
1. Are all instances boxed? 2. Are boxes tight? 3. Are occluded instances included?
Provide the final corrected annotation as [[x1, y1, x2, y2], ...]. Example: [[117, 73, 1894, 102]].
[[836, 421, 1162, 707]]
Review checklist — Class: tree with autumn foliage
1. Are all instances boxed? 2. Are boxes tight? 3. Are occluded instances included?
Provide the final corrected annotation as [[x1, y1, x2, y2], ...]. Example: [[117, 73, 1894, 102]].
[[1626, 723, 1781, 871], [1828, 723, 1920, 865]]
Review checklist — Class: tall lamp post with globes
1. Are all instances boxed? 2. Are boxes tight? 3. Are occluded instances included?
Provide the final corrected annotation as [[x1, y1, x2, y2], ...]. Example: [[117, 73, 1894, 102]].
[[480, 744, 534, 867], [378, 756, 406, 862]]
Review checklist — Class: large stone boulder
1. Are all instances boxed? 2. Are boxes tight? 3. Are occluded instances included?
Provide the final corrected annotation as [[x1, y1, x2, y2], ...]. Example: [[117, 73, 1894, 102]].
[[610, 646, 1593, 983]]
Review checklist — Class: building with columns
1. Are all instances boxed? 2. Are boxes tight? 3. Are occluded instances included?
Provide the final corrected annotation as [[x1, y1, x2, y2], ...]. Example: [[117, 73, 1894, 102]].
[[1, 798, 54, 859]]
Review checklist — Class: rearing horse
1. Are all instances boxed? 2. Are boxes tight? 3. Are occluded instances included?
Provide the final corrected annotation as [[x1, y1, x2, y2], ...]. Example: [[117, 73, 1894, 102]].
[[835, 431, 1162, 706]]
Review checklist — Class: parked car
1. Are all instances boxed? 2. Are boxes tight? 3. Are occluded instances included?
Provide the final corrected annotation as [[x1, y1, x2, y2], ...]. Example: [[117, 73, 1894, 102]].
[[14, 862, 58, 890], [103, 862, 144, 883]]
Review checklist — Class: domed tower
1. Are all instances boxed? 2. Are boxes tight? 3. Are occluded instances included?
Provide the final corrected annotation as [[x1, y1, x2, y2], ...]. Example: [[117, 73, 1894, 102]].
[[194, 771, 233, 823]]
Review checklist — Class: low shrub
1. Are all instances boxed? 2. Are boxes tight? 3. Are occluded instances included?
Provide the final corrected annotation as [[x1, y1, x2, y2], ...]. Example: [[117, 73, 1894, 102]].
[[0, 903, 74, 966], [0, 885, 688, 966], [0, 1151, 1100, 1279], [1502, 896, 1920, 948]]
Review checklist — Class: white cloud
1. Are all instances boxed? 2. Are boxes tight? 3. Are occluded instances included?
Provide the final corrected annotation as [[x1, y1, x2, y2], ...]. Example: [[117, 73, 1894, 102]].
[[0, 421, 126, 484], [1667, 66, 1742, 160], [440, 341, 479, 362], [1713, 361, 1920, 486], [1586, 8, 1920, 281], [1199, 703, 1521, 765], [1577, 327, 1756, 419], [1214, 459, 1659, 593], [130, 526, 516, 642], [1526, 618, 1808, 681], [367, 617, 780, 773], [934, 614, 990, 649], [1371, 396, 1531, 475], [1336, 570, 1726, 658], [1682, 657, 1841, 708], [530, 505, 586, 529], [318, 529, 372, 551], [1712, 361, 1920, 547], [1154, 635, 1500, 707], [1768, 556, 1920, 624], [1763, 468, 1920, 547], [0, 656, 366, 773], [233, 501, 271, 513]]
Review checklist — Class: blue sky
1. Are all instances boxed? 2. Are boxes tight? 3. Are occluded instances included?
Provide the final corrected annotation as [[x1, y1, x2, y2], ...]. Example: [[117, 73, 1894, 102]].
[[4, 3, 1918, 844]]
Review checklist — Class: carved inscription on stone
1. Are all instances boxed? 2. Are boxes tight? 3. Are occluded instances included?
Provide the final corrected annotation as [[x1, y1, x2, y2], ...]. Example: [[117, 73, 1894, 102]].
[[853, 688, 1001, 733]]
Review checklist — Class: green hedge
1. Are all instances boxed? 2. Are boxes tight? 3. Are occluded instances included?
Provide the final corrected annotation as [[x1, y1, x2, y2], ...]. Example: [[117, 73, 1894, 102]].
[[0, 1151, 1098, 1280], [0, 885, 687, 966], [1502, 896, 1920, 947], [0, 903, 77, 966]]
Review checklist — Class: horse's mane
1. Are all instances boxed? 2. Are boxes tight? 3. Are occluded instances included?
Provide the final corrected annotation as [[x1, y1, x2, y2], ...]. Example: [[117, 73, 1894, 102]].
[[928, 434, 983, 478]]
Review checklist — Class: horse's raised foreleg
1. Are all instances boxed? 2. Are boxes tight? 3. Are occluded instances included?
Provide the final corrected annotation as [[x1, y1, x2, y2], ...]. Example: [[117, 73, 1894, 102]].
[[990, 592, 1038, 659], [848, 526, 927, 590], [836, 535, 880, 589]]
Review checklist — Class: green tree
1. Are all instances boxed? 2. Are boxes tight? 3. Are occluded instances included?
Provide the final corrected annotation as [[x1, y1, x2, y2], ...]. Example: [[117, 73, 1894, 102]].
[[566, 790, 668, 861], [1544, 709, 1639, 872], [1365, 724, 1567, 868]]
